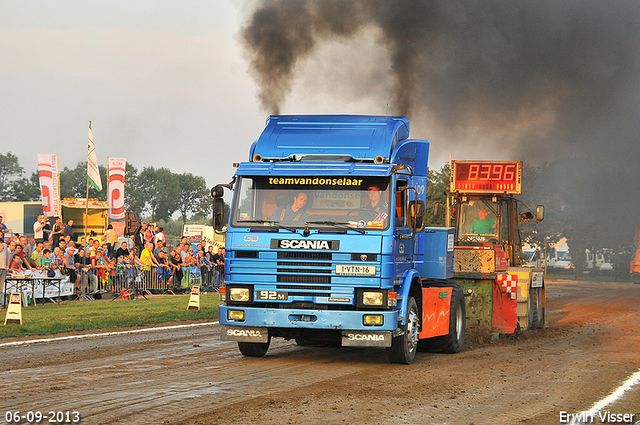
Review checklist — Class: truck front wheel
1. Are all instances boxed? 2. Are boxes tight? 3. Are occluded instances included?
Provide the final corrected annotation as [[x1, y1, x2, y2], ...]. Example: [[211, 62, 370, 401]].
[[238, 336, 271, 357], [387, 296, 419, 365]]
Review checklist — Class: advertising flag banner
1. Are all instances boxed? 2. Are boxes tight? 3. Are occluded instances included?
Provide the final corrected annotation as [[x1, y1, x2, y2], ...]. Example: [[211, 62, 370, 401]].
[[87, 121, 102, 192], [108, 157, 126, 219], [37, 154, 60, 217]]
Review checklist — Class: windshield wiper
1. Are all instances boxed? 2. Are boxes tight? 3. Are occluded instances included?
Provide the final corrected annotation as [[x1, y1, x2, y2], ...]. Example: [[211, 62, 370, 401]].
[[306, 221, 365, 234], [240, 220, 298, 233]]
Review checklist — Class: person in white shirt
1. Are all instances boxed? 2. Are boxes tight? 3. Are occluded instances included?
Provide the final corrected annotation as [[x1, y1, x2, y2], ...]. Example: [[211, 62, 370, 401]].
[[33, 215, 46, 243]]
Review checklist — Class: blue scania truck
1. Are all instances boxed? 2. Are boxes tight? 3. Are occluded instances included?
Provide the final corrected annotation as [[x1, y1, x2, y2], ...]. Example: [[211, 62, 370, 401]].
[[217, 115, 464, 364]]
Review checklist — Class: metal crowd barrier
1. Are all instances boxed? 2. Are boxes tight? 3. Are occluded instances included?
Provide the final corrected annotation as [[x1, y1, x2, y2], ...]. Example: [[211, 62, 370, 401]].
[[73, 263, 225, 295]]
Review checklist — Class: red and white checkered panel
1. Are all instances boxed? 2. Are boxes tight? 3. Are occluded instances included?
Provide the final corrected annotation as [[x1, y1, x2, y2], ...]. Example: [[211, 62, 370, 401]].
[[496, 273, 518, 299]]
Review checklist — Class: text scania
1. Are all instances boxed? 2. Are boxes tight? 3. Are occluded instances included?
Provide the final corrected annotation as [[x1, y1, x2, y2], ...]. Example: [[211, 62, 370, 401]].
[[277, 240, 338, 250], [346, 334, 386, 341], [226, 329, 263, 337]]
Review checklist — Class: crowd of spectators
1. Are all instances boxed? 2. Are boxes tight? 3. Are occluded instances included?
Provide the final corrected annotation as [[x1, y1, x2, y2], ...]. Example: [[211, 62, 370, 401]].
[[0, 217, 225, 299]]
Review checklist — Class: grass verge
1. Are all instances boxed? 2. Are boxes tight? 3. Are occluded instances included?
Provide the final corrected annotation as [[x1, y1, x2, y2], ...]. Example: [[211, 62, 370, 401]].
[[0, 294, 221, 340]]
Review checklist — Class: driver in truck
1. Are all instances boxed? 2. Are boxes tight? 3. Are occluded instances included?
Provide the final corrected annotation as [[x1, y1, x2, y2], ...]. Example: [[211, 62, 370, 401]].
[[361, 186, 389, 221], [270, 191, 309, 222], [470, 208, 496, 234]]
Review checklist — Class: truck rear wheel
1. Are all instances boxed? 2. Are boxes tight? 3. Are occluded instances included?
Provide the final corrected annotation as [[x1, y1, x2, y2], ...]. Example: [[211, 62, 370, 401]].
[[529, 286, 544, 329], [238, 336, 271, 357], [418, 283, 465, 354], [387, 296, 419, 364]]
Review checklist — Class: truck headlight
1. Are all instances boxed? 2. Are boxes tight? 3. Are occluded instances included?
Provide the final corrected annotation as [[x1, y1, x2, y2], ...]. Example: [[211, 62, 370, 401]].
[[229, 287, 251, 302], [362, 291, 383, 306]]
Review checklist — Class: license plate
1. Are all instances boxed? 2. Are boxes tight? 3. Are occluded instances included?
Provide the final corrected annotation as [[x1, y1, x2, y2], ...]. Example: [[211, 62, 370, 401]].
[[335, 264, 375, 276], [255, 290, 288, 301]]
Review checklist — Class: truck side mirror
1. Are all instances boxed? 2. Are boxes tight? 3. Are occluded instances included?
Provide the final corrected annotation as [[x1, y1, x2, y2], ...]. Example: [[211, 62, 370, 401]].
[[536, 205, 545, 221], [408, 200, 425, 233], [212, 185, 226, 231]]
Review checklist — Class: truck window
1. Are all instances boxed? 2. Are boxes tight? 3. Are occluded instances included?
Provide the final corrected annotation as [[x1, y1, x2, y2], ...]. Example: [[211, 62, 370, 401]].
[[457, 199, 498, 243], [231, 176, 392, 231], [395, 180, 407, 228]]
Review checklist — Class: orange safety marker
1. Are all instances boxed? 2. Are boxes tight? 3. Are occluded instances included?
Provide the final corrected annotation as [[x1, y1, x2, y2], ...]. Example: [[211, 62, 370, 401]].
[[4, 293, 23, 325], [187, 286, 200, 310]]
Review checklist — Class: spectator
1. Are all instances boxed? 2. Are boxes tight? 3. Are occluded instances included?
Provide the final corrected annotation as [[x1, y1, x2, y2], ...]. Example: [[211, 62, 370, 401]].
[[156, 249, 172, 286], [170, 253, 184, 288], [9, 254, 27, 274], [140, 242, 156, 271], [212, 247, 225, 284], [197, 250, 212, 284], [91, 247, 109, 290], [15, 245, 31, 270], [115, 241, 130, 259], [104, 224, 118, 258], [42, 249, 55, 277], [89, 239, 101, 257], [133, 222, 146, 258], [62, 219, 75, 243], [51, 247, 62, 274], [0, 216, 8, 239], [19, 235, 32, 258], [152, 239, 164, 259], [144, 224, 154, 245], [154, 226, 166, 246], [62, 246, 80, 288], [51, 217, 63, 248], [30, 242, 44, 269], [180, 244, 189, 263], [42, 218, 51, 244], [33, 215, 46, 244], [43, 241, 51, 252], [58, 240, 67, 252], [6, 241, 16, 264]]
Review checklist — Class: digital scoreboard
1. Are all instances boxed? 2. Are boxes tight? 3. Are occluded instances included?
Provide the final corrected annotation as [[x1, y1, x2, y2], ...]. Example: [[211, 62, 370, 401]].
[[451, 160, 522, 194]]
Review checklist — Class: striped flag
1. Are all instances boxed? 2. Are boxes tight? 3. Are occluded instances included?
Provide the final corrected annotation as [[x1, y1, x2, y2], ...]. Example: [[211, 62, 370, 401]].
[[87, 121, 102, 191]]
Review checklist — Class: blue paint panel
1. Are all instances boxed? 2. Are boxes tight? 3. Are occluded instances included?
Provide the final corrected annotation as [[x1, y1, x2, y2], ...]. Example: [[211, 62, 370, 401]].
[[421, 227, 455, 279], [254, 115, 410, 161]]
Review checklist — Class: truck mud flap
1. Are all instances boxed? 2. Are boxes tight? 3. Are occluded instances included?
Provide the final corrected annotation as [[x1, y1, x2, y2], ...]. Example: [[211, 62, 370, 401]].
[[220, 325, 269, 343], [341, 331, 392, 347]]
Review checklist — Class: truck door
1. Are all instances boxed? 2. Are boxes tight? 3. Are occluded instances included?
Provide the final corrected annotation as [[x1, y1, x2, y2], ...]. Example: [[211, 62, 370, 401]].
[[395, 178, 414, 271]]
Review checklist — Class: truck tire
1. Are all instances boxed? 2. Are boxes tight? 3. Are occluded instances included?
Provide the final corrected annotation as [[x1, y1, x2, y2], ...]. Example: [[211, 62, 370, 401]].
[[387, 296, 419, 365], [418, 283, 465, 354], [529, 286, 544, 329], [238, 336, 271, 357], [632, 273, 640, 284]]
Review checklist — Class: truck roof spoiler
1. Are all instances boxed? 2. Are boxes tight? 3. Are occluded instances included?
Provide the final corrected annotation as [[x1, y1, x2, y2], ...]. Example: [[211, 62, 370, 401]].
[[251, 115, 410, 163]]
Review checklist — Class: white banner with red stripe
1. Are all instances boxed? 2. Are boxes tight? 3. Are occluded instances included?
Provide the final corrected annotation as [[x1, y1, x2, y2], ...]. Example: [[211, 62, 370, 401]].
[[107, 157, 126, 219], [37, 153, 60, 217]]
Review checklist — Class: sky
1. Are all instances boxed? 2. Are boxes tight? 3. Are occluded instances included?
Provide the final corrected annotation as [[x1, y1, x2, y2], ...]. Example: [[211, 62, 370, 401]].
[[0, 0, 266, 190], [2, 0, 640, 241], [1, 0, 503, 190]]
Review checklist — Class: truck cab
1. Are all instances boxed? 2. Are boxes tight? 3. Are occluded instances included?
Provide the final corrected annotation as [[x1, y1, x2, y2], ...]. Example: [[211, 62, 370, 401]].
[[218, 115, 464, 364]]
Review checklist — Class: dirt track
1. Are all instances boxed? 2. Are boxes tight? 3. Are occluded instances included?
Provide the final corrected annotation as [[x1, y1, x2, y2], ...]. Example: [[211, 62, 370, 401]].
[[1, 280, 639, 425]]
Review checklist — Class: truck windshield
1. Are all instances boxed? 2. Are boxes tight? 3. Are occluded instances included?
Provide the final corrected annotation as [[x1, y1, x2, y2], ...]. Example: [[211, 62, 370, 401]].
[[457, 199, 499, 243], [231, 176, 392, 231]]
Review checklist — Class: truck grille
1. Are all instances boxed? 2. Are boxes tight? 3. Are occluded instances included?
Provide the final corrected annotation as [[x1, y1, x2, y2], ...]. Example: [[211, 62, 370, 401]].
[[276, 251, 333, 284], [277, 275, 331, 284]]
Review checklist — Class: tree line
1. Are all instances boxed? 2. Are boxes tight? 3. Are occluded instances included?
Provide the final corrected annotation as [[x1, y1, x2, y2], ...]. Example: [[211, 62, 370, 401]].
[[0, 152, 220, 224]]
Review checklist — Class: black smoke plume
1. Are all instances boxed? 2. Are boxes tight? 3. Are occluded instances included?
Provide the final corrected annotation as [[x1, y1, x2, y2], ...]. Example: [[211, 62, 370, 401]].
[[240, 1, 640, 248]]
